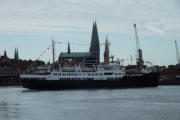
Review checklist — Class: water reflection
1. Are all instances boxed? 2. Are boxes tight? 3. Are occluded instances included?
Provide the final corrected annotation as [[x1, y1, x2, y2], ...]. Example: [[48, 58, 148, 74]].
[[0, 101, 21, 120]]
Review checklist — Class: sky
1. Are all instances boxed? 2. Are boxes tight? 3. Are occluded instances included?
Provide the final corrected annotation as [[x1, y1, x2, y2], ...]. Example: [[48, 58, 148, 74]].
[[0, 0, 180, 66]]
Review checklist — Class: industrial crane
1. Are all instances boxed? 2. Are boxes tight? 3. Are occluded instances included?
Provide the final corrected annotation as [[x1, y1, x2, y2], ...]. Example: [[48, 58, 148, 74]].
[[175, 40, 180, 64], [133, 24, 144, 69]]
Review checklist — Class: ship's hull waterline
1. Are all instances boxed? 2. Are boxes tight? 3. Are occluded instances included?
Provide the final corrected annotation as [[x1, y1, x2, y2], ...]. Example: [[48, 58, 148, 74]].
[[21, 72, 160, 90]]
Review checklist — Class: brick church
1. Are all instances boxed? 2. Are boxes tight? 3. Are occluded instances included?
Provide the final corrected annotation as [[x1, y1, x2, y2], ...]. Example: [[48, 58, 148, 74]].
[[58, 22, 101, 67]]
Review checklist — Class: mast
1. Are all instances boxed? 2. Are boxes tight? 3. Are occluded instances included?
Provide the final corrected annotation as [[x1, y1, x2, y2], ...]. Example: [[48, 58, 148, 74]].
[[175, 40, 180, 64]]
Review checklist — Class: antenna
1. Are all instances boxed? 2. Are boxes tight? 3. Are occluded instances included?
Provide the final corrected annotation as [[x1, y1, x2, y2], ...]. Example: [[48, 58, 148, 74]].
[[175, 40, 180, 64], [131, 55, 133, 65]]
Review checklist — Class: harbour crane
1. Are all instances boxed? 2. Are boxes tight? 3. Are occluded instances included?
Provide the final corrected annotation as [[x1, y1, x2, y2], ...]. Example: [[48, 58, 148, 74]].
[[133, 24, 144, 69], [175, 40, 180, 64]]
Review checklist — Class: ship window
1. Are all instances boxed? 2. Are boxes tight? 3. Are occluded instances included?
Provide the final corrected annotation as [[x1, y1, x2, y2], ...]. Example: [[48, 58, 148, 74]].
[[104, 73, 113, 75]]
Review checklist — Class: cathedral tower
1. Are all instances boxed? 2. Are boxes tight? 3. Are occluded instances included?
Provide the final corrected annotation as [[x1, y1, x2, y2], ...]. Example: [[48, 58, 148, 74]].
[[67, 42, 71, 54], [14, 48, 19, 60], [4, 50, 7, 58], [89, 21, 100, 64]]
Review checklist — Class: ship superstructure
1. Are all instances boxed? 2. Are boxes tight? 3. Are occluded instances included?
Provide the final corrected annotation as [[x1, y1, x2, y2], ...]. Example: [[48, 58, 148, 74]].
[[21, 64, 125, 81], [20, 63, 159, 90]]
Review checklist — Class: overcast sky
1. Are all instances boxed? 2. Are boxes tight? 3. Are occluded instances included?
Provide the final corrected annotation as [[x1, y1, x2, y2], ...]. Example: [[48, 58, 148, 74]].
[[0, 0, 180, 66]]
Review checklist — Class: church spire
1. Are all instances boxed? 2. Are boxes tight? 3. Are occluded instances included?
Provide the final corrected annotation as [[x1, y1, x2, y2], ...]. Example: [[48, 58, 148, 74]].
[[4, 50, 7, 58], [67, 42, 71, 54], [14, 48, 17, 59], [90, 21, 99, 49], [104, 36, 109, 56], [14, 48, 19, 60], [89, 21, 100, 65], [16, 48, 19, 60], [104, 36, 110, 64]]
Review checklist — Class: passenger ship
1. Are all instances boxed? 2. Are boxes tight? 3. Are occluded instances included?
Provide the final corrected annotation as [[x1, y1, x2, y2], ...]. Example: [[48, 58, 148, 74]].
[[20, 24, 160, 90], [20, 64, 160, 90]]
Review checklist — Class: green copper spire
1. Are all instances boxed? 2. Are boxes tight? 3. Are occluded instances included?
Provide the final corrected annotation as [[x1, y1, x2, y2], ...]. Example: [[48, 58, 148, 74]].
[[4, 50, 7, 57], [14, 48, 17, 59], [104, 36, 110, 64], [90, 21, 99, 47], [104, 36, 109, 56], [89, 21, 100, 64], [67, 42, 71, 54], [16, 48, 19, 60], [14, 48, 19, 60]]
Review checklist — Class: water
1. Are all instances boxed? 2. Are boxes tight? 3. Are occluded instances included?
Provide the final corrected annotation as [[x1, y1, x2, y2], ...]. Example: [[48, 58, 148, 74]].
[[0, 86, 180, 120]]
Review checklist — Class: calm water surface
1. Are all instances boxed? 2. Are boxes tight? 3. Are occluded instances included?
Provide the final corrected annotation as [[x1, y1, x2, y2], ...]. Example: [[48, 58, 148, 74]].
[[0, 86, 180, 120]]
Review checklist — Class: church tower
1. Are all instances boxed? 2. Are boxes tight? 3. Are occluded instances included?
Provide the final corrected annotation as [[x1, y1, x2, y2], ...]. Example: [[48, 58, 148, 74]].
[[89, 21, 100, 65], [4, 50, 7, 58], [67, 42, 71, 54], [104, 36, 110, 64], [14, 48, 19, 60]]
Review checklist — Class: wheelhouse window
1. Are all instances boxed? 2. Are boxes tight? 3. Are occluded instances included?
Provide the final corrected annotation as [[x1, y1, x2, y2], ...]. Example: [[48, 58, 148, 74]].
[[104, 73, 113, 75]]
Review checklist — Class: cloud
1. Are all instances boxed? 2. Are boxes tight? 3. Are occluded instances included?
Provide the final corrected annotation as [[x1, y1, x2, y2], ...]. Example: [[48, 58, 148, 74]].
[[145, 22, 169, 35], [146, 24, 164, 35], [0, 0, 179, 37], [145, 17, 180, 35]]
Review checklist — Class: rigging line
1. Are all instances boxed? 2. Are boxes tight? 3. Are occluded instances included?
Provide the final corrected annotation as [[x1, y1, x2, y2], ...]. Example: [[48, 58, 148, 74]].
[[34, 40, 106, 63], [54, 41, 105, 46]]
